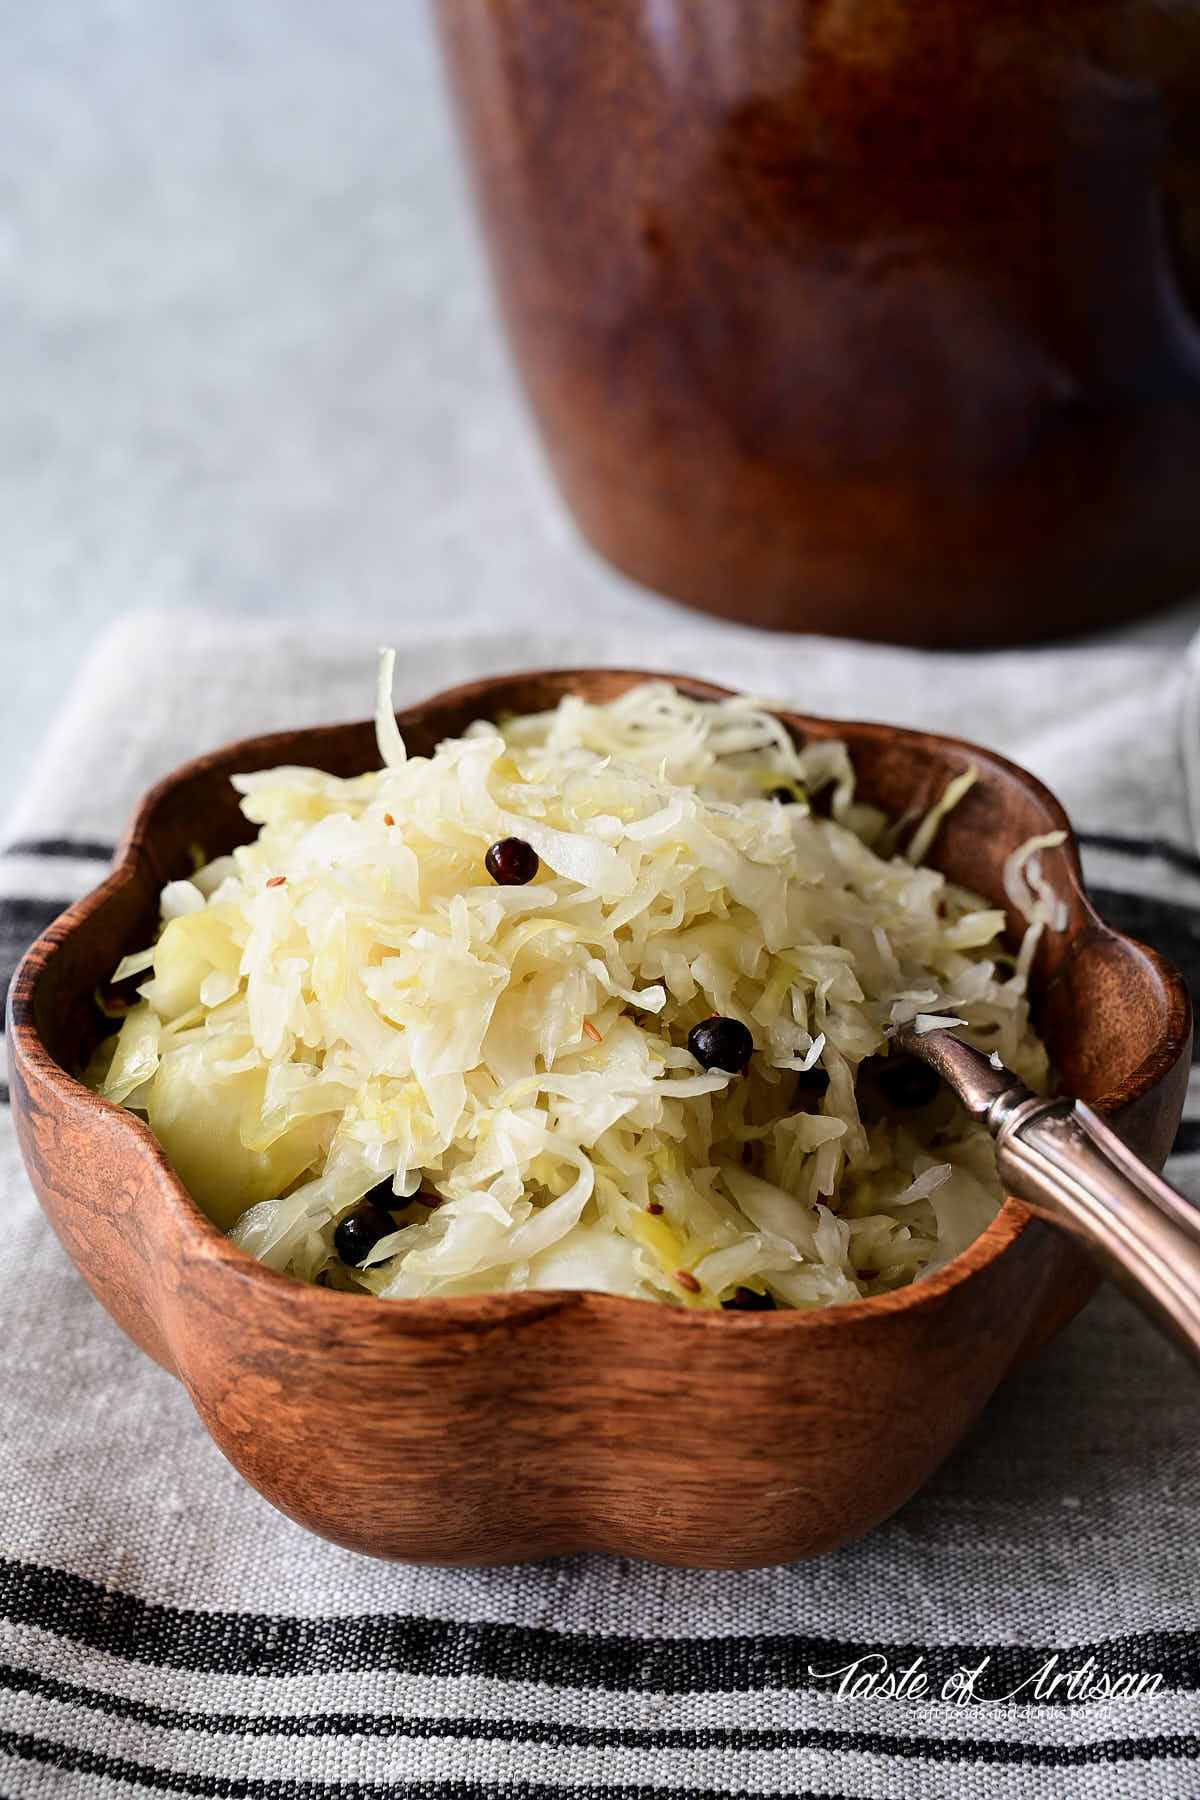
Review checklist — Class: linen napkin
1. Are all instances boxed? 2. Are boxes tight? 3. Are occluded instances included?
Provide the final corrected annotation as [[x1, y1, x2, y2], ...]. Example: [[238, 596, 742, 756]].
[[1, 607, 1197, 1800]]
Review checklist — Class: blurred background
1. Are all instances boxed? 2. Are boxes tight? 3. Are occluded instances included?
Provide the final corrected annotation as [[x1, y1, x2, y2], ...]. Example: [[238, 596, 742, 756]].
[[4, 0, 1199, 796], [0, 0, 686, 794]]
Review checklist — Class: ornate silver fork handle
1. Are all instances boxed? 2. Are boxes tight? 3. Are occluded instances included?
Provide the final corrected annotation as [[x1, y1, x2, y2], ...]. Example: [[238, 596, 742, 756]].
[[893, 1025, 1200, 1369]]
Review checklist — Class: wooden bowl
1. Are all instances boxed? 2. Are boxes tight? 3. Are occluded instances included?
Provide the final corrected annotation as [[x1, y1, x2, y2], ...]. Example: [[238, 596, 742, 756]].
[[6, 670, 1191, 1567], [435, 0, 1200, 643]]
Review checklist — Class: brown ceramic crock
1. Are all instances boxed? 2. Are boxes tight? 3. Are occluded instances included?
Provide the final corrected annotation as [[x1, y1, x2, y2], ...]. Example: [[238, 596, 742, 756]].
[[6, 670, 1192, 1565], [435, 0, 1200, 644]]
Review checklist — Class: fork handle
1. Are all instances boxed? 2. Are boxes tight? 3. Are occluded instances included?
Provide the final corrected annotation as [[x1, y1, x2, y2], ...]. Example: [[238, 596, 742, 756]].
[[994, 1096, 1200, 1369]]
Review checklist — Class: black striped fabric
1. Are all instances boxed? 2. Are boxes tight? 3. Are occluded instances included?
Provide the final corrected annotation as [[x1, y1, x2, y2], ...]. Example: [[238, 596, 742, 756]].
[[0, 1555, 1196, 1796], [0, 1558, 1197, 1699], [0, 1762, 823, 1800], [3, 838, 117, 864], [1, 897, 76, 1016], [3, 1653, 1198, 1761]]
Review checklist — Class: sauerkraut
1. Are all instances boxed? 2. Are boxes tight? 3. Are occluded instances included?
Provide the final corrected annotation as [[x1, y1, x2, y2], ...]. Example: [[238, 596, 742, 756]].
[[86, 671, 1051, 1309]]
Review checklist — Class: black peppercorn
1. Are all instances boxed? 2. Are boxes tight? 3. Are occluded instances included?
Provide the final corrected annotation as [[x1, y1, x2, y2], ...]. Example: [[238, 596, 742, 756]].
[[333, 1201, 397, 1267], [485, 837, 540, 885], [687, 1016, 754, 1073]]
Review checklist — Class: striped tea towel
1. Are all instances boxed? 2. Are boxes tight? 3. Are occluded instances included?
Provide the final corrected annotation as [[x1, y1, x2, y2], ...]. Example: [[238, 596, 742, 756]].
[[1, 607, 1198, 1800]]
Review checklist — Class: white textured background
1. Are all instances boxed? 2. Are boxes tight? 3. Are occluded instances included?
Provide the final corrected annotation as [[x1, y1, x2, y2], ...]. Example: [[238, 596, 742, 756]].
[[3, 0, 1199, 797]]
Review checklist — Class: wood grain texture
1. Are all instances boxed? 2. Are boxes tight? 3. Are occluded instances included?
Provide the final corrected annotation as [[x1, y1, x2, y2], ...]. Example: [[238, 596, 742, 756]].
[[435, 0, 1200, 644], [6, 668, 1192, 1566]]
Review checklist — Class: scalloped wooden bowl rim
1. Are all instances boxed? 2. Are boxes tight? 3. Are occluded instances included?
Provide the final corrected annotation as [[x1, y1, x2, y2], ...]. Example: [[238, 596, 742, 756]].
[[8, 666, 1192, 1340]]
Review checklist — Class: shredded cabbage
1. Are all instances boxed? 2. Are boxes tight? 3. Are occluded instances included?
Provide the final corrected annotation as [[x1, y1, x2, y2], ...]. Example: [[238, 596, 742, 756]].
[[86, 671, 1053, 1309]]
